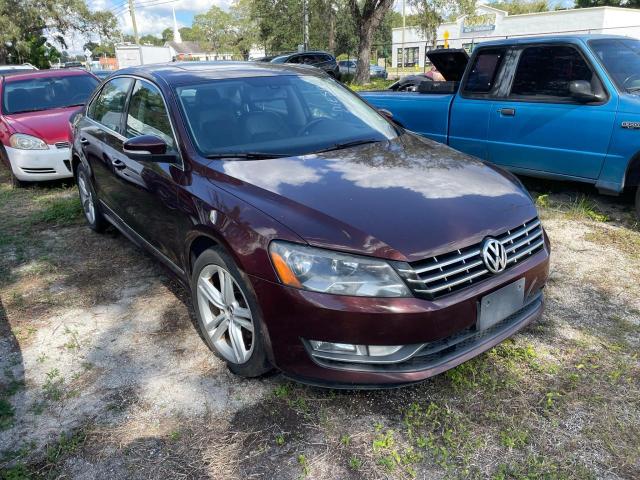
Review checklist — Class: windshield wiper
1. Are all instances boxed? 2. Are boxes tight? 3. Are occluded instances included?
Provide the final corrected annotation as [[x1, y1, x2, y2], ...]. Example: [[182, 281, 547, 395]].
[[315, 138, 383, 154], [627, 86, 640, 93], [205, 152, 291, 160]]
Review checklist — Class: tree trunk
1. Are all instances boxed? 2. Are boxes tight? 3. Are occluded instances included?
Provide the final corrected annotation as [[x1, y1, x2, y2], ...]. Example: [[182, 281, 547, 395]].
[[354, 23, 373, 84], [328, 0, 335, 54]]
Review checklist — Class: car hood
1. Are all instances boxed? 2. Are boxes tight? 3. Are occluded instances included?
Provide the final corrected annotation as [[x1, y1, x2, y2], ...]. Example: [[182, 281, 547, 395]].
[[3, 106, 79, 144], [205, 134, 537, 262]]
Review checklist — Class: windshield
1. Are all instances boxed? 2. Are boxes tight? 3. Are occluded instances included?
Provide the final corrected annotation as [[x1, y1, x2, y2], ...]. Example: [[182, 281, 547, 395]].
[[175, 74, 398, 157], [2, 74, 99, 114], [589, 38, 640, 92]]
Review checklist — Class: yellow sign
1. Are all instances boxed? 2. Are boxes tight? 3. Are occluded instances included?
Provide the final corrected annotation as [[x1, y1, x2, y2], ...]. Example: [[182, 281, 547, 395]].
[[443, 30, 450, 49]]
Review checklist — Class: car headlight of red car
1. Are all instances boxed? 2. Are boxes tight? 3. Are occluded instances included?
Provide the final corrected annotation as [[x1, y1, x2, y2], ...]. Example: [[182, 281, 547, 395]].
[[269, 240, 411, 297], [9, 133, 48, 150]]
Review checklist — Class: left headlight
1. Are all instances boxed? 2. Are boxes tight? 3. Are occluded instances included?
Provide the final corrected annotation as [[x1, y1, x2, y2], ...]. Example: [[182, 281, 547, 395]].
[[9, 133, 48, 150], [269, 241, 411, 297]]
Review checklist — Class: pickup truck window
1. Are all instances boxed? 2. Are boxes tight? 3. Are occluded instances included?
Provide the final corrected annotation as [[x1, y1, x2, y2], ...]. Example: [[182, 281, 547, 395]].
[[509, 45, 602, 102], [589, 38, 640, 93], [462, 48, 505, 94]]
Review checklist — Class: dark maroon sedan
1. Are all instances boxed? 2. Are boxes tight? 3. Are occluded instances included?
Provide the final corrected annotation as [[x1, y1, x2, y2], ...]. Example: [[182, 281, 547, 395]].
[[70, 62, 550, 387]]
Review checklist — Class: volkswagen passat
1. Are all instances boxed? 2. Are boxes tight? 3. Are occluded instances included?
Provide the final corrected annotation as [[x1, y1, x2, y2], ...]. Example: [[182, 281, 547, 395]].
[[70, 62, 550, 387]]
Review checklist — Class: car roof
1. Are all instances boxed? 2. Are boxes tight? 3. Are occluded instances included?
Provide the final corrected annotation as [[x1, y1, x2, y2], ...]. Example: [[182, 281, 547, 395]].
[[477, 34, 634, 48], [0, 68, 93, 82], [112, 61, 328, 87]]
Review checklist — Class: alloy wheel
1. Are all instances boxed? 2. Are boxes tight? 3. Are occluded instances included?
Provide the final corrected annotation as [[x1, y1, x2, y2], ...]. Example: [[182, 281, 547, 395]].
[[78, 174, 96, 225], [196, 265, 255, 364]]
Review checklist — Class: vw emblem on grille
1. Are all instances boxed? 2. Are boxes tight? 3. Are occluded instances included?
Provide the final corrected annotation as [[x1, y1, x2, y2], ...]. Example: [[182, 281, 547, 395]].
[[481, 238, 507, 274]]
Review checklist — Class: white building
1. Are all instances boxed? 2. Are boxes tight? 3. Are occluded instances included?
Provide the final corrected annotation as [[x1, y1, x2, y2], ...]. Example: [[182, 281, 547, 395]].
[[393, 6, 640, 68]]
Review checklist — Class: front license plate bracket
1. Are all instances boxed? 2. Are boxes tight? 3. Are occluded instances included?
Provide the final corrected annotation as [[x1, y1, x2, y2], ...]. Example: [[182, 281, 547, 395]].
[[477, 278, 525, 331]]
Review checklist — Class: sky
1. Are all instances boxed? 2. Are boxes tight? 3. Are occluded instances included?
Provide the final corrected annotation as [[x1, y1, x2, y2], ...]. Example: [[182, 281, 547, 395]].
[[68, 0, 574, 53]]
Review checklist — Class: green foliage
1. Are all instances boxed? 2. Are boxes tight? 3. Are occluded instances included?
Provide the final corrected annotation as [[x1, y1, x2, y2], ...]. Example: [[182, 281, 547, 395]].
[[489, 0, 549, 15], [576, 0, 640, 8], [348, 456, 362, 470]]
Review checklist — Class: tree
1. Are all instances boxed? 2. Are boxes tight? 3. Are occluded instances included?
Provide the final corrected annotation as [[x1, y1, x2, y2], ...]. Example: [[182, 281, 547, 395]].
[[229, 0, 260, 59], [0, 0, 119, 65], [576, 0, 640, 7], [348, 0, 395, 84], [193, 5, 235, 53], [408, 0, 475, 49], [489, 0, 548, 14]]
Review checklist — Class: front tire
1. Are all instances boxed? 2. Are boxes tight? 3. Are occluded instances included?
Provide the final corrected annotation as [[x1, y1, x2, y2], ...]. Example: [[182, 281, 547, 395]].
[[191, 248, 272, 378], [635, 187, 640, 220], [76, 164, 107, 233]]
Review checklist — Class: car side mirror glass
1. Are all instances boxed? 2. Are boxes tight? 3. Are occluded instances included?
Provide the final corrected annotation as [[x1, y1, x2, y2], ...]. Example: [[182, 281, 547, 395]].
[[569, 80, 601, 103], [123, 135, 176, 162]]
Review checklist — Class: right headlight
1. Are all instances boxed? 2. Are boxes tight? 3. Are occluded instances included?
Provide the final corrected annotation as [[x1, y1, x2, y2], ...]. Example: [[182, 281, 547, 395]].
[[269, 240, 411, 297], [9, 133, 48, 150]]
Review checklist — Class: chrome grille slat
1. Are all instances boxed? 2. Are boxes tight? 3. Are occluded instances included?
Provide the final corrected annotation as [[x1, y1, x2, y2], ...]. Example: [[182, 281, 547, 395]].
[[499, 219, 541, 244], [55, 141, 70, 149], [408, 259, 484, 284], [507, 238, 545, 263], [412, 248, 481, 274], [402, 217, 545, 299], [504, 229, 543, 254], [414, 268, 489, 294]]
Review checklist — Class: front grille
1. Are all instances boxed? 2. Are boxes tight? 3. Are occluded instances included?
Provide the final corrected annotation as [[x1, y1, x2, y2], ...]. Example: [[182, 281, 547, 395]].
[[54, 141, 70, 149], [399, 217, 545, 299]]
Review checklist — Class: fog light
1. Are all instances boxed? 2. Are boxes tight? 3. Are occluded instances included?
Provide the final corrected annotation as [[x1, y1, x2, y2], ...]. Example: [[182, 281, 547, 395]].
[[309, 341, 403, 357], [309, 341, 367, 355], [368, 345, 403, 356]]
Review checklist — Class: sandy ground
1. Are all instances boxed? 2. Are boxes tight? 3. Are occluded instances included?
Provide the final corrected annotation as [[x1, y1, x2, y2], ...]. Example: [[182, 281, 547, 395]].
[[0, 173, 639, 479]]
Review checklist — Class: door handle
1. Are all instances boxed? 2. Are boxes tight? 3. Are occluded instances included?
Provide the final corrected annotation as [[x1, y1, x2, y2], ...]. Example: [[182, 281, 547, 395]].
[[80, 137, 90, 146], [111, 158, 126, 169], [498, 108, 516, 117]]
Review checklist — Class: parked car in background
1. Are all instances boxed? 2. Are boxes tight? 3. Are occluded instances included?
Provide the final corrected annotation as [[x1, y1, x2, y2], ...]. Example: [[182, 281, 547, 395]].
[[362, 35, 640, 218], [251, 55, 279, 62], [0, 69, 99, 186], [271, 51, 340, 79], [70, 61, 549, 387], [0, 64, 38, 76], [92, 70, 114, 81], [338, 60, 388, 79]]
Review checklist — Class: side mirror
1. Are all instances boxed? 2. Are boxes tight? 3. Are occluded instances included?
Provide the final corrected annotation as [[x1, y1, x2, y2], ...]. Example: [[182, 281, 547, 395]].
[[569, 80, 601, 103], [123, 135, 176, 162]]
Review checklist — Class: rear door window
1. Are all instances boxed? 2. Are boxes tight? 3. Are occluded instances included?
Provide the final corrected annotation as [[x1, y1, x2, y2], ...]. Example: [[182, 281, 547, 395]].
[[509, 45, 602, 101], [88, 77, 133, 134], [462, 48, 506, 95]]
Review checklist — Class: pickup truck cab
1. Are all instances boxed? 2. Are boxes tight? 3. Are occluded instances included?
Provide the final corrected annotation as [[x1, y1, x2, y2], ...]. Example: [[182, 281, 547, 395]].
[[361, 35, 640, 217]]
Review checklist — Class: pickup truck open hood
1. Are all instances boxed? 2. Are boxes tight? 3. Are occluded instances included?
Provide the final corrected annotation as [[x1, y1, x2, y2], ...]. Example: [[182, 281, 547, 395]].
[[426, 49, 469, 82], [206, 134, 537, 263]]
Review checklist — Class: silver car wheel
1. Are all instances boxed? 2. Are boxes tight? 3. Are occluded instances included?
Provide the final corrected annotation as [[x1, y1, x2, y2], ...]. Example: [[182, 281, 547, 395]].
[[78, 174, 96, 225], [197, 265, 255, 364]]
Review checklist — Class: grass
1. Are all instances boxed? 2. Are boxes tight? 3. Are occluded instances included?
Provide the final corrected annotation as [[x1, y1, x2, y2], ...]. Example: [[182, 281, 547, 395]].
[[28, 195, 82, 226], [535, 192, 609, 222]]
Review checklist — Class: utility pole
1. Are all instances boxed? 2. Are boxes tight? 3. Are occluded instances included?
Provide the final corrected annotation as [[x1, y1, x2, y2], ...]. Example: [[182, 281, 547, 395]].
[[303, 0, 309, 51], [128, 0, 140, 44]]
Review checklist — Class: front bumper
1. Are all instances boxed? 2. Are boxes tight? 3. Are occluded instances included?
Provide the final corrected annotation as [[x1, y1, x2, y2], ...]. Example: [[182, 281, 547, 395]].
[[5, 145, 73, 181], [250, 244, 549, 387]]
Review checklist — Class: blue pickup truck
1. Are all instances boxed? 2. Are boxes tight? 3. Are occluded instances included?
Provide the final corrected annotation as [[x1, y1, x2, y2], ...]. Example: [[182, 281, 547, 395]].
[[361, 35, 640, 217]]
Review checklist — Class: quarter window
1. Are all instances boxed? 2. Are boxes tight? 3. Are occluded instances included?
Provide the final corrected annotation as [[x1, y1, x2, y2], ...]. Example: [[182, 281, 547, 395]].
[[463, 48, 505, 94], [510, 45, 599, 100], [125, 80, 176, 151], [88, 77, 133, 134]]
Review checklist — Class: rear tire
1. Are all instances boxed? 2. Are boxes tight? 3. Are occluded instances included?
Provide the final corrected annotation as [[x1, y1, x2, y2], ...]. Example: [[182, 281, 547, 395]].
[[635, 187, 640, 221], [191, 247, 272, 378], [76, 163, 107, 233]]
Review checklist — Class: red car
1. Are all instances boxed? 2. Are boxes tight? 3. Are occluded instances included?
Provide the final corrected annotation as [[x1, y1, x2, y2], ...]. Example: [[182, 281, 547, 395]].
[[0, 69, 99, 186]]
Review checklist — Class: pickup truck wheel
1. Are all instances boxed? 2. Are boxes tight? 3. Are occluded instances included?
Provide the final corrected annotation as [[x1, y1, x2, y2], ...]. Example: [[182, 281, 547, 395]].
[[77, 164, 107, 233], [635, 187, 640, 220], [191, 248, 272, 378]]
